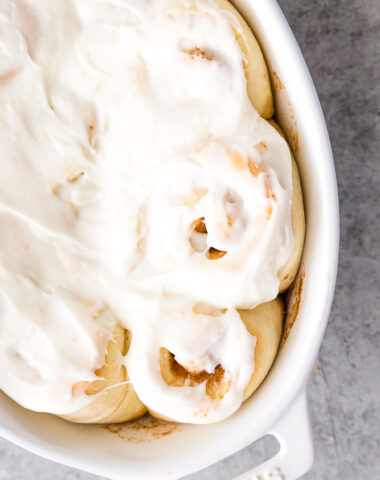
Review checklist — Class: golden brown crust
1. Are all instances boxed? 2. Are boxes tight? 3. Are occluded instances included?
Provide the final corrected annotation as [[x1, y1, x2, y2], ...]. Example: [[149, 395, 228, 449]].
[[239, 298, 284, 400], [267, 119, 306, 292], [61, 325, 146, 424], [214, 0, 274, 118]]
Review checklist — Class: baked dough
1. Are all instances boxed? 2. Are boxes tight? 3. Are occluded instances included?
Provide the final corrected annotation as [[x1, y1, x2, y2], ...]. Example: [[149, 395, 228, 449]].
[[61, 325, 146, 424], [240, 297, 283, 400], [215, 0, 274, 118], [268, 119, 306, 292]]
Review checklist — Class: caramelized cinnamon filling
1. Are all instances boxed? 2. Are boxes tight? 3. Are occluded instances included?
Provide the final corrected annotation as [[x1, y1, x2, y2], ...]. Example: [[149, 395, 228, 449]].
[[192, 217, 207, 234], [207, 247, 227, 260], [159, 348, 230, 400], [190, 218, 227, 259]]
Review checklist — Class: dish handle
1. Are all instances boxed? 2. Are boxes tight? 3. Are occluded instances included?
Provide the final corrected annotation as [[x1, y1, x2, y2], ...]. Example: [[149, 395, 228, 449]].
[[232, 390, 314, 480]]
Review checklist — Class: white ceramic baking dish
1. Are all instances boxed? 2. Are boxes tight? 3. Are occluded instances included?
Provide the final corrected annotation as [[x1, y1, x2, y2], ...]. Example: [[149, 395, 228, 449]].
[[0, 1, 339, 479]]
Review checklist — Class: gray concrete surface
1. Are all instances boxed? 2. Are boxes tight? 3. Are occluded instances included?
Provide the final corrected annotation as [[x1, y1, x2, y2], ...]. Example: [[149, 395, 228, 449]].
[[0, 0, 379, 479]]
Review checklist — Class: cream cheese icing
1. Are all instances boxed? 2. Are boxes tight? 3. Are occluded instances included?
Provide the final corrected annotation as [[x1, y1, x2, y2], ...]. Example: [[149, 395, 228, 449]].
[[0, 0, 293, 423]]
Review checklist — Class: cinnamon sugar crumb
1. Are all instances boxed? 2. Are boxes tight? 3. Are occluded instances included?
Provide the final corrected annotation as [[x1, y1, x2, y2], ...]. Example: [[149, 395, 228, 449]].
[[184, 46, 212, 61], [254, 141, 267, 153]]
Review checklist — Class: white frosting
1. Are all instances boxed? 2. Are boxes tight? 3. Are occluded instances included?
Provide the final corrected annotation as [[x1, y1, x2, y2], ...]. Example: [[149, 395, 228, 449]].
[[0, 0, 293, 423]]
